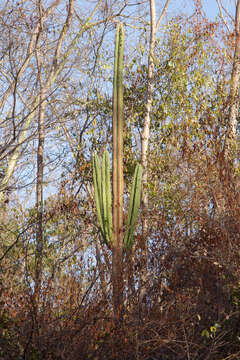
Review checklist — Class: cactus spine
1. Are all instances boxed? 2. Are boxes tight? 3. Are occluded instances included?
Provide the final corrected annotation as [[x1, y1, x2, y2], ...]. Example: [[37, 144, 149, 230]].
[[92, 23, 142, 250]]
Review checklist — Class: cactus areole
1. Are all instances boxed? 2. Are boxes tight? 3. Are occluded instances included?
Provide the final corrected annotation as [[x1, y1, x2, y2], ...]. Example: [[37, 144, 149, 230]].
[[92, 22, 142, 251]]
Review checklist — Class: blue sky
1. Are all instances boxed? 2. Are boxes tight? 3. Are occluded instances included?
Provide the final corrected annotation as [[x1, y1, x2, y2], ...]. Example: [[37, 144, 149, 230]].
[[200, 0, 219, 18], [168, 0, 235, 21], [16, 0, 237, 207], [202, 0, 235, 19]]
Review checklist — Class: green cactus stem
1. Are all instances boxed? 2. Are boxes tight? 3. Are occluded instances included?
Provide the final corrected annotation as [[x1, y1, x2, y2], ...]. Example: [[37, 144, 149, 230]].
[[113, 22, 124, 249], [93, 151, 112, 245], [92, 22, 142, 250], [92, 22, 142, 321], [124, 164, 143, 249]]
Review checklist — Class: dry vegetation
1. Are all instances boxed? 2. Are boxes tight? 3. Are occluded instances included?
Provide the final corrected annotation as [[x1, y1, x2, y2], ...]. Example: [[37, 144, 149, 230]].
[[1, 0, 240, 359]]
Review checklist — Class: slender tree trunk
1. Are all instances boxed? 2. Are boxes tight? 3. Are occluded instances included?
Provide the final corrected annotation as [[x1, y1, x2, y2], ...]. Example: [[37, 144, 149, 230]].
[[140, 0, 170, 297], [32, 4, 48, 353], [34, 101, 45, 305], [0, 0, 104, 204], [225, 0, 240, 156], [34, 0, 46, 307]]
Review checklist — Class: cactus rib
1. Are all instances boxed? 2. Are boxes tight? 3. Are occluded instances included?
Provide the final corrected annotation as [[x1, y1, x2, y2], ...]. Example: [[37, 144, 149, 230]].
[[104, 151, 113, 241], [93, 154, 105, 239], [113, 22, 124, 248], [93, 23, 142, 252], [124, 164, 143, 248], [93, 151, 112, 245], [102, 150, 112, 243]]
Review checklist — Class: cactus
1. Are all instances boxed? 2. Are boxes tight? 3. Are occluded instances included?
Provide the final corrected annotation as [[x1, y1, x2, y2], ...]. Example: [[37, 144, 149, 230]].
[[93, 151, 112, 245], [93, 150, 142, 249], [92, 22, 142, 250], [112, 22, 124, 250], [123, 164, 143, 249]]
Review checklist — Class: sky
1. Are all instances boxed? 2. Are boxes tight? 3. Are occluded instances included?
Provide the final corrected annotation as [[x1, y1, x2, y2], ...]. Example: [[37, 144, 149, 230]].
[[12, 0, 238, 209], [202, 0, 235, 19], [203, 0, 219, 17], [169, 0, 235, 21]]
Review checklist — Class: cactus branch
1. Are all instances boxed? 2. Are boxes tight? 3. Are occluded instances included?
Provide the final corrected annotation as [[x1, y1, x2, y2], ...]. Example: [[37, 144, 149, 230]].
[[112, 22, 125, 322], [112, 22, 124, 248], [124, 164, 143, 249], [92, 22, 142, 322], [93, 154, 104, 239], [93, 152, 112, 245]]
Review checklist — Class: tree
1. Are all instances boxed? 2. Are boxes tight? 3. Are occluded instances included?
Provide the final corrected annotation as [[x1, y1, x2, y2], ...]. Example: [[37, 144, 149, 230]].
[[1, 1, 240, 359], [139, 0, 170, 297], [221, 0, 240, 158], [0, 0, 126, 203]]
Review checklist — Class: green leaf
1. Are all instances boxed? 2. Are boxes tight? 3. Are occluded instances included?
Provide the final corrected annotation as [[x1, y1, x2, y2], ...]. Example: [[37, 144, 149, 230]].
[[201, 329, 210, 338]]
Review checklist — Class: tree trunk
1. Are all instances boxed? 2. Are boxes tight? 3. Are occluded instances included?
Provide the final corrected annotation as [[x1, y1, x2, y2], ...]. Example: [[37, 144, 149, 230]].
[[0, 0, 106, 204], [140, 0, 170, 299], [34, 0, 46, 311], [225, 0, 240, 157], [34, 100, 45, 305]]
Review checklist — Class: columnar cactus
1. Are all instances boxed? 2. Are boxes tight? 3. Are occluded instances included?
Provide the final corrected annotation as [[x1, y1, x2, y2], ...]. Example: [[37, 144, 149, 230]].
[[93, 150, 112, 245], [92, 22, 142, 250], [112, 21, 124, 251], [93, 151, 142, 249], [123, 163, 143, 248]]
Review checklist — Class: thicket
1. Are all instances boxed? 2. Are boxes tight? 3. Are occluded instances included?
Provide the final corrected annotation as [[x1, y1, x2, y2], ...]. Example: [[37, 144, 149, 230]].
[[1, 2, 240, 360]]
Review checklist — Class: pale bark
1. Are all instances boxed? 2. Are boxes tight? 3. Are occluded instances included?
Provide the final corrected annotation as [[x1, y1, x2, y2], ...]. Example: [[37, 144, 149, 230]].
[[140, 0, 170, 293], [141, 0, 170, 227], [0, 0, 61, 112], [0, 0, 104, 204], [225, 0, 240, 155]]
